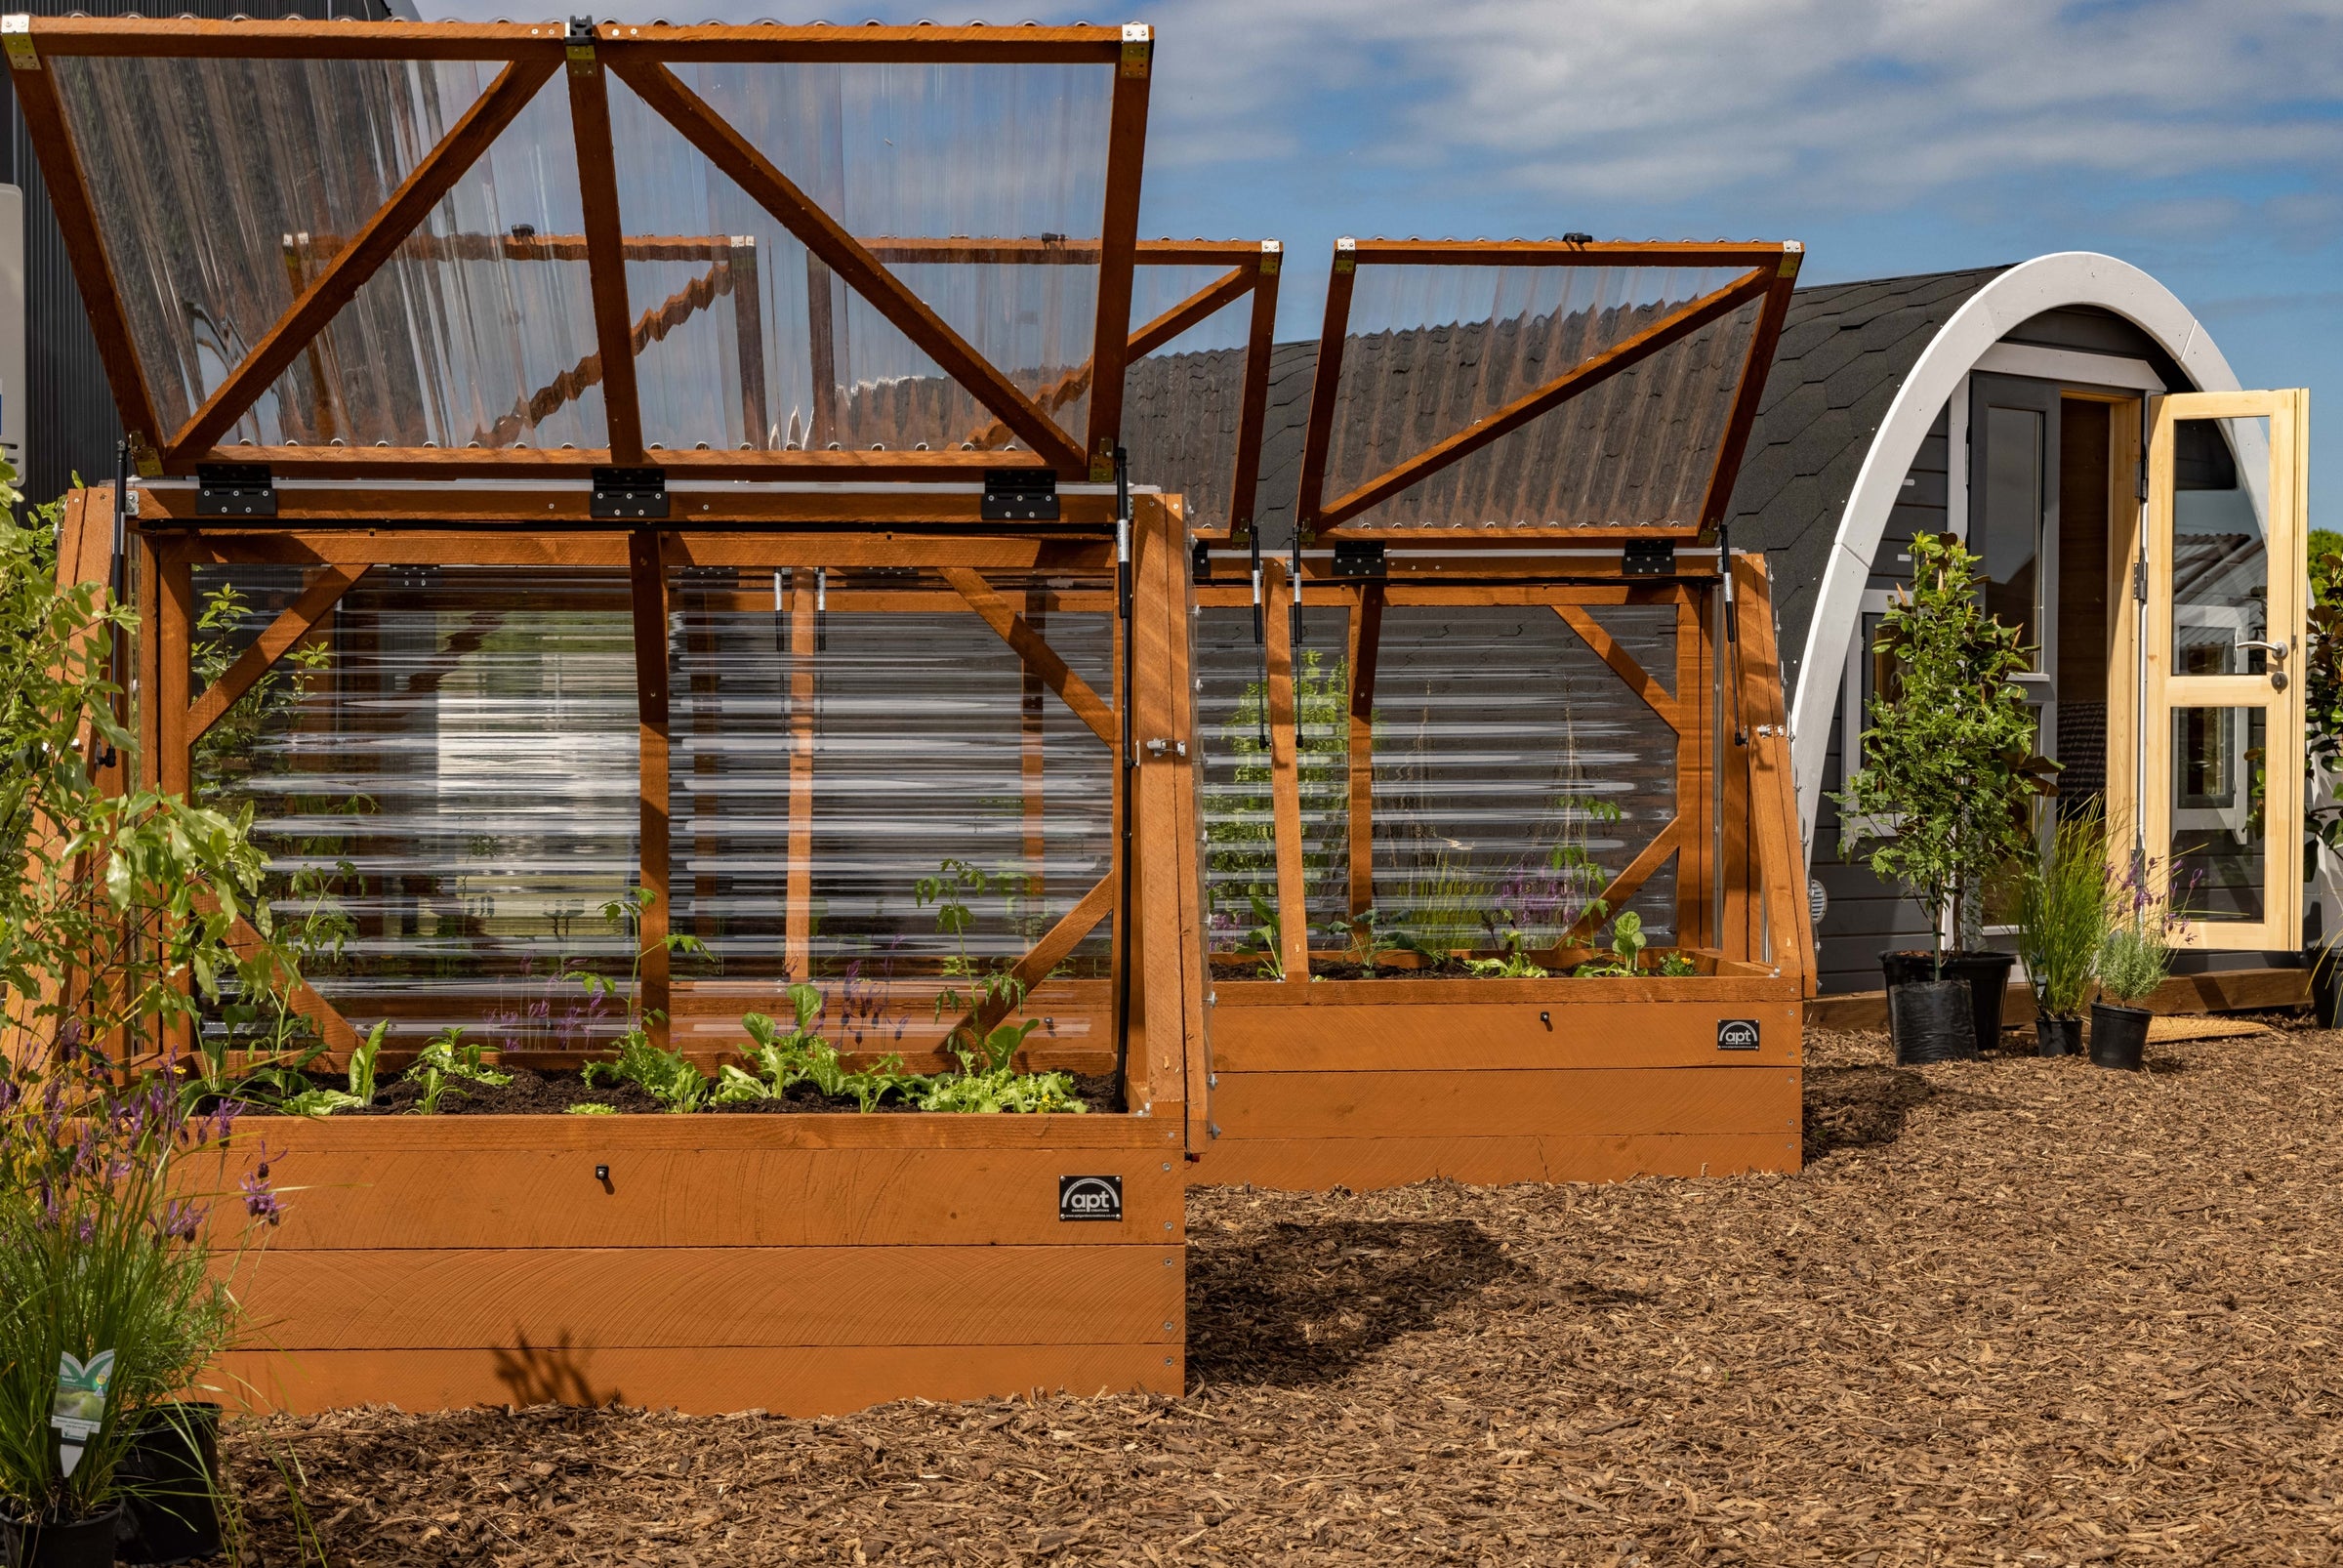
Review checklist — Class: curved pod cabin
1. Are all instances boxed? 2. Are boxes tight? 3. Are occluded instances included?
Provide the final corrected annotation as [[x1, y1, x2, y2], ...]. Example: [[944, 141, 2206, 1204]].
[[13, 15, 1215, 1415], [1164, 239, 1816, 1191]]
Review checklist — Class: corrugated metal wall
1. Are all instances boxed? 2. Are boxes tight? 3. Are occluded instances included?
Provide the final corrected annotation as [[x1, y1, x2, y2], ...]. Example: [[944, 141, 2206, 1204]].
[[0, 0, 392, 507]]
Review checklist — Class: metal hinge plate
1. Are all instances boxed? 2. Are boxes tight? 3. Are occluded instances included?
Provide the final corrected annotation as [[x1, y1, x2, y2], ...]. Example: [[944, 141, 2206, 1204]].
[[591, 467, 668, 520], [1120, 22, 1151, 77], [196, 463, 275, 518], [982, 468, 1059, 522], [1623, 538, 1676, 576], [1330, 539, 1386, 581], [2, 15, 37, 71]]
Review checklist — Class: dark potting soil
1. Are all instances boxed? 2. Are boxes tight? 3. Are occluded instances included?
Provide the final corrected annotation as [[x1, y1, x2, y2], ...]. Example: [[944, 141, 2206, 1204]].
[[1208, 956, 1483, 981], [247, 1067, 1124, 1117]]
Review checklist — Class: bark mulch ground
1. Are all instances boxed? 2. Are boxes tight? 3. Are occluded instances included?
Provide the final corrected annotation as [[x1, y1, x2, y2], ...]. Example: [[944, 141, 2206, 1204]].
[[221, 1025, 2343, 1565]]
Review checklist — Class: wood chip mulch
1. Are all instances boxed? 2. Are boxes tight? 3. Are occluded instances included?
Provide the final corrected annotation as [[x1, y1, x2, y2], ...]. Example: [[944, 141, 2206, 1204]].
[[222, 1025, 2343, 1565]]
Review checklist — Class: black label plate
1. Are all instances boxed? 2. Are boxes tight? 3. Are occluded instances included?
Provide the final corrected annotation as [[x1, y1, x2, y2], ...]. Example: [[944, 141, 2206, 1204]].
[[1717, 1018, 1760, 1051], [1058, 1174, 1123, 1221]]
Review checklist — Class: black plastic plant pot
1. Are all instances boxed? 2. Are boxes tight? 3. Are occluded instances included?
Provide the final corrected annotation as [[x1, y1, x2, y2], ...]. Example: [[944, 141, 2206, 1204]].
[[2035, 1014, 2082, 1057], [1889, 978, 1976, 1064], [118, 1401, 223, 1565], [2089, 1003, 2152, 1070], [1879, 950, 2016, 1056], [1, 1506, 123, 1568]]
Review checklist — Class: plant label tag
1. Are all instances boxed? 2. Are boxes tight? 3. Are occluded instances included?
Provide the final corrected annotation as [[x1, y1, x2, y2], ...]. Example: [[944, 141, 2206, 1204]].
[[51, 1349, 114, 1477], [1717, 1019, 1761, 1052], [1058, 1175, 1123, 1221]]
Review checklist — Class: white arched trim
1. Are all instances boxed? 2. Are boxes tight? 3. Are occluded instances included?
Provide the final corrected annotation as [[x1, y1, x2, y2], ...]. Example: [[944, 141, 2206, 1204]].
[[1789, 251, 2244, 853]]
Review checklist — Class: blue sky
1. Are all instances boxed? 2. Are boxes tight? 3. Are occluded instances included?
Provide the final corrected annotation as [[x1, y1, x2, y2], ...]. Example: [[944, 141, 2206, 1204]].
[[444, 0, 2343, 512]]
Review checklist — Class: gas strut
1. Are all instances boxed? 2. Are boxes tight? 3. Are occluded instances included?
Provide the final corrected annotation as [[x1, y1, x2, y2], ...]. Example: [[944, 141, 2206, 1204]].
[[1112, 447, 1136, 1104], [1249, 524, 1268, 748]]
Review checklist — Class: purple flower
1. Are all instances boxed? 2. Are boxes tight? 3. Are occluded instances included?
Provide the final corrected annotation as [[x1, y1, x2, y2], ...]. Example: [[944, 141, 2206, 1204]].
[[240, 1171, 283, 1226]]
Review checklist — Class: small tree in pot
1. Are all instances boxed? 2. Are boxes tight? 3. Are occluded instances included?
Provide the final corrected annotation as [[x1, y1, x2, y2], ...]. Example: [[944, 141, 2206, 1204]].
[[1838, 532, 2056, 1061]]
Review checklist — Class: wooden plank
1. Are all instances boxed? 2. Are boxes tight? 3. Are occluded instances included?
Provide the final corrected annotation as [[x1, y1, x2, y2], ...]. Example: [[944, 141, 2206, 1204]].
[[1261, 558, 1311, 981], [611, 57, 1086, 472], [1213, 970, 1798, 1008], [1346, 584, 1381, 914], [1293, 251, 1356, 535], [628, 531, 672, 1040], [234, 1145, 1183, 1251], [940, 567, 1116, 745], [564, 40, 644, 464], [731, 240, 768, 445], [1227, 248, 1280, 544], [1195, 1133, 1801, 1193], [1209, 1066, 1799, 1142], [155, 556, 194, 800], [1208, 1000, 1801, 1072], [1130, 491, 1191, 1123], [186, 566, 366, 741], [805, 252, 839, 450], [152, 529, 1115, 572], [222, 1109, 1176, 1154], [1345, 238, 1797, 268], [6, 63, 164, 453], [25, 18, 1130, 63], [1560, 817, 1682, 947], [1158, 508, 1216, 1147], [1553, 602, 1677, 730], [235, 1245, 1183, 1350], [1316, 269, 1772, 530], [1082, 35, 1151, 478], [1734, 556, 1813, 989], [214, 1342, 1180, 1419], [168, 58, 560, 460], [786, 567, 816, 979]]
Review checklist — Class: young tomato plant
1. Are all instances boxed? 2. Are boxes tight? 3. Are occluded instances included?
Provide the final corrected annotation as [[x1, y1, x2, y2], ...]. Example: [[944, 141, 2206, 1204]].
[[403, 1025, 512, 1115], [568, 887, 712, 1113]]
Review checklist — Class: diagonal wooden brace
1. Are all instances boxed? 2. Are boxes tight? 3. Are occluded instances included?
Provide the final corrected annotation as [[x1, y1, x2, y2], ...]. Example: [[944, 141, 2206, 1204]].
[[940, 567, 1116, 746], [187, 566, 368, 741]]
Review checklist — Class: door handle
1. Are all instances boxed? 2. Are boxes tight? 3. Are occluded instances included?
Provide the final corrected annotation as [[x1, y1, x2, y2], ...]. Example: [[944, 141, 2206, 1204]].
[[2236, 639, 2290, 690]]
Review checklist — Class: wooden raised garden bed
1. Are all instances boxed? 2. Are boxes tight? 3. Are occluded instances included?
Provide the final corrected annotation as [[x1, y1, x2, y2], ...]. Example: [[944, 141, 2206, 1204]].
[[20, 15, 1232, 1415], [1184, 239, 1815, 1191]]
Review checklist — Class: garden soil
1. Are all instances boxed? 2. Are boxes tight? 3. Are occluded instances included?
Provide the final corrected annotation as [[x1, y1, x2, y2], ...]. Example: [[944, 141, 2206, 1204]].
[[221, 1026, 2343, 1564]]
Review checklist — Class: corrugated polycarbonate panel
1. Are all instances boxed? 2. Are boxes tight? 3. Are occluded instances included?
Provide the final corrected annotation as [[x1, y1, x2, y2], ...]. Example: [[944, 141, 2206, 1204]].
[[194, 568, 640, 1047], [1192, 598, 1683, 957], [1322, 265, 1763, 530], [52, 50, 1114, 453], [665, 569, 1115, 985], [1123, 263, 1256, 536]]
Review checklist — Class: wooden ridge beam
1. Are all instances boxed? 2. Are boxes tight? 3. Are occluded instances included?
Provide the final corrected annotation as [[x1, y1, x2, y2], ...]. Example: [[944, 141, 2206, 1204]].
[[1344, 239, 1797, 268], [168, 56, 560, 462], [1312, 268, 1773, 532], [940, 567, 1116, 746], [1082, 31, 1151, 478], [611, 57, 1086, 473], [1697, 249, 1802, 536], [565, 37, 644, 463], [1553, 603, 1679, 732], [186, 565, 367, 741]]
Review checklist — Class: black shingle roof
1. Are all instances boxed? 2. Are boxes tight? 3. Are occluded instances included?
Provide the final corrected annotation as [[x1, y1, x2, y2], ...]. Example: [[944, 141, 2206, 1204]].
[[1719, 266, 2009, 693]]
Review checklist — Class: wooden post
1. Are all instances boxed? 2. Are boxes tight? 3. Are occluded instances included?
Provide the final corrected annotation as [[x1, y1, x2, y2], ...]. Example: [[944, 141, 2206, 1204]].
[[730, 239, 769, 448], [628, 531, 672, 1041], [786, 567, 818, 979], [1262, 559, 1311, 982], [1720, 572, 1753, 960], [1345, 583, 1382, 915], [155, 548, 194, 1056], [1735, 557, 1814, 990], [1676, 589, 1712, 951], [1021, 585, 1048, 910], [805, 254, 840, 451]]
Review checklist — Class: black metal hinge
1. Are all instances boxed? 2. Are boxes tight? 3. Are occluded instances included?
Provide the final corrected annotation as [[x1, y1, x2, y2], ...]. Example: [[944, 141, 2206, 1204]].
[[983, 468, 1059, 522], [1191, 538, 1214, 585], [591, 467, 668, 520], [1329, 540, 1386, 581], [196, 463, 275, 517], [1623, 538, 1676, 577]]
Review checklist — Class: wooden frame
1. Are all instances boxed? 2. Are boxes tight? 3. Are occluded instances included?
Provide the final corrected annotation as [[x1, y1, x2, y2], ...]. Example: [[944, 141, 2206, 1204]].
[[100, 480, 1210, 1417], [2139, 389, 2310, 951], [1292, 239, 1801, 542], [7, 17, 1154, 481]]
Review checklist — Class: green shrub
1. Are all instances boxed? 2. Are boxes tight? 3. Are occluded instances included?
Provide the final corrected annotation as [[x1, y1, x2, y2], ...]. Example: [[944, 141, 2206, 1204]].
[[2015, 805, 2112, 1019]]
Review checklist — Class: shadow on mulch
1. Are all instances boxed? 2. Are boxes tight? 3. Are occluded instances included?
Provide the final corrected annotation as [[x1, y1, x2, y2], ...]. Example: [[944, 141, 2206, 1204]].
[[1186, 1217, 1533, 1387], [1802, 1064, 1934, 1160]]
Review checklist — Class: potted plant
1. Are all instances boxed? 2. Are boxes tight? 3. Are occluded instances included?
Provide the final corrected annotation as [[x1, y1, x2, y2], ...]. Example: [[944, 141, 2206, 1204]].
[[1838, 531, 2055, 1062], [2300, 530, 2343, 1024], [2014, 804, 2111, 1056], [0, 475, 287, 1560], [2090, 867, 2176, 1070]]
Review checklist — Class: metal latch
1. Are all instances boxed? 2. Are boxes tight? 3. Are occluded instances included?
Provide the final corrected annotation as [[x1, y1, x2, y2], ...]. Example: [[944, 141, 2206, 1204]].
[[1623, 538, 1675, 576], [1144, 737, 1188, 759], [982, 467, 1058, 522], [1330, 540, 1386, 581], [196, 463, 275, 517], [591, 467, 668, 520]]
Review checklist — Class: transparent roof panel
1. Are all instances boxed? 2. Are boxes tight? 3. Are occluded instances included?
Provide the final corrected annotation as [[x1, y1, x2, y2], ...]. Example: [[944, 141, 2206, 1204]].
[[49, 42, 1122, 457], [1122, 261, 1260, 535], [1321, 263, 1765, 532]]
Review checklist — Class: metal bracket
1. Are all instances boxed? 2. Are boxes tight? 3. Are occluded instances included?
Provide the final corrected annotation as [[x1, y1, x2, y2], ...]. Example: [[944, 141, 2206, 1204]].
[[1120, 21, 1151, 77], [982, 468, 1058, 522], [1333, 235, 1356, 275], [1258, 238, 1282, 277], [1, 15, 37, 71], [591, 467, 668, 520], [1623, 538, 1676, 577], [564, 14, 596, 71], [1329, 540, 1386, 581], [1191, 538, 1214, 585], [195, 463, 276, 518]]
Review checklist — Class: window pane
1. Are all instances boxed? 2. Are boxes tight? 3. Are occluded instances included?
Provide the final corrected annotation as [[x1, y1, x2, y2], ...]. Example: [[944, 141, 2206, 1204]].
[[2171, 416, 2273, 675], [1981, 404, 2042, 661], [2169, 705, 2266, 924]]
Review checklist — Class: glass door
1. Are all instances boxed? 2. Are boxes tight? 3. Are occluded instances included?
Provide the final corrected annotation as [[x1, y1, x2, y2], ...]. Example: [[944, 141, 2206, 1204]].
[[2142, 390, 2310, 950]]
